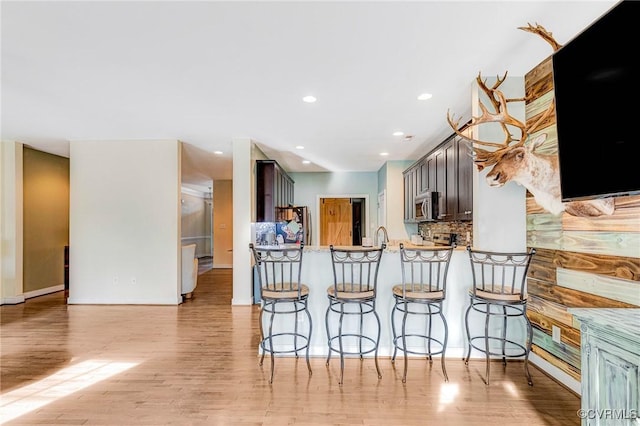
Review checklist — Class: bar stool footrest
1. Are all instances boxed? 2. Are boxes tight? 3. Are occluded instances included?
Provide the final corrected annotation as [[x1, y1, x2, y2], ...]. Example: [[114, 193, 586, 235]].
[[328, 334, 378, 356], [261, 332, 311, 355], [393, 335, 445, 356], [468, 336, 528, 359]]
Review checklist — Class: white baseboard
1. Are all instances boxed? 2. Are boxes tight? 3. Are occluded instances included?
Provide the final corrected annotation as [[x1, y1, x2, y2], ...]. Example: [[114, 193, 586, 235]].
[[530, 352, 581, 395], [0, 284, 65, 305], [213, 264, 232, 269], [0, 295, 26, 305], [231, 297, 253, 305], [24, 284, 64, 300]]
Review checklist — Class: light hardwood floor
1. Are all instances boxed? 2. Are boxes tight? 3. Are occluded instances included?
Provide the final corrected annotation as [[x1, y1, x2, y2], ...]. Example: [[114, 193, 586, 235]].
[[1, 269, 581, 425]]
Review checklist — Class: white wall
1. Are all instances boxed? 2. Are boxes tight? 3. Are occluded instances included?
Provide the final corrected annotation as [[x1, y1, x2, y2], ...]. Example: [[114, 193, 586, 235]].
[[68, 140, 181, 304], [381, 160, 415, 241], [0, 141, 24, 304], [472, 76, 527, 252], [288, 171, 379, 244]]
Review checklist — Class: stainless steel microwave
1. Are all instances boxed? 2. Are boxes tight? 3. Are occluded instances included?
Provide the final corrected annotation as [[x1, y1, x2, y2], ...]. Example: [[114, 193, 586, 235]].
[[414, 191, 439, 222]]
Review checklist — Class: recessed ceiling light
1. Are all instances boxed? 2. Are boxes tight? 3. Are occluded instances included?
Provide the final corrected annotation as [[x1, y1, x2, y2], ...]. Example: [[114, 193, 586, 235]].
[[417, 93, 433, 100], [302, 160, 311, 164], [214, 151, 223, 155], [302, 95, 317, 103], [296, 145, 305, 150], [393, 131, 404, 136], [380, 152, 389, 156]]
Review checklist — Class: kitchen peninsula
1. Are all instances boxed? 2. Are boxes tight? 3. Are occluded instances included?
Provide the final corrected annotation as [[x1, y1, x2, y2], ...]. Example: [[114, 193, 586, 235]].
[[255, 243, 528, 360]]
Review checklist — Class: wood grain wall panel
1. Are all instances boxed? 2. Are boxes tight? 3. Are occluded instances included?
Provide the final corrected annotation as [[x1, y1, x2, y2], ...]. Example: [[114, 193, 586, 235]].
[[562, 207, 640, 232], [532, 329, 581, 370], [554, 251, 640, 281], [531, 344, 581, 381], [529, 230, 640, 258], [525, 71, 554, 101], [528, 311, 581, 347], [528, 266, 557, 286], [524, 56, 553, 88], [527, 249, 558, 285], [556, 268, 640, 306], [614, 194, 640, 210], [529, 247, 558, 263], [525, 92, 555, 130], [526, 198, 547, 215], [527, 228, 562, 251], [527, 213, 562, 233], [528, 295, 574, 327], [528, 279, 637, 309], [528, 128, 558, 155]]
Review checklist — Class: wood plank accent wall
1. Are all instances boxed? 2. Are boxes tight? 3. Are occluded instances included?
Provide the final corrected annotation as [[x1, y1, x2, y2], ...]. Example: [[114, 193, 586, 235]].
[[524, 56, 640, 381]]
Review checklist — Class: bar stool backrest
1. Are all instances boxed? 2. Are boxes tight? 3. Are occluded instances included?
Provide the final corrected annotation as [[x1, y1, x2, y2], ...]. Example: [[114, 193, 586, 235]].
[[329, 245, 384, 298], [399, 243, 455, 299], [250, 243, 305, 300], [466, 246, 536, 302]]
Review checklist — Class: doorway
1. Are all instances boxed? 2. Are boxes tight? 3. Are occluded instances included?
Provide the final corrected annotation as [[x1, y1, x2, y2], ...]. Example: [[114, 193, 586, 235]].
[[319, 197, 366, 246]]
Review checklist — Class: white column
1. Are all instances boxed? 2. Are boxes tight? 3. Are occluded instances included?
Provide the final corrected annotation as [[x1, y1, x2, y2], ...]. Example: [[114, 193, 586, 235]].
[[472, 76, 527, 252], [232, 138, 253, 305], [69, 139, 181, 304], [0, 141, 24, 304]]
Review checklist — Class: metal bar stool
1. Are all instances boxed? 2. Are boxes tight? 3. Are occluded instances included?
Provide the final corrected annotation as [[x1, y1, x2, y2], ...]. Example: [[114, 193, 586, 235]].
[[464, 246, 536, 385], [391, 243, 455, 383], [325, 245, 384, 385], [250, 243, 312, 383]]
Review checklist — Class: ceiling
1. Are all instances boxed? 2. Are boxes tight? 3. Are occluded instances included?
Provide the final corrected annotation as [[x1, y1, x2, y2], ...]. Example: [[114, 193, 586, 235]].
[[1, 1, 617, 188]]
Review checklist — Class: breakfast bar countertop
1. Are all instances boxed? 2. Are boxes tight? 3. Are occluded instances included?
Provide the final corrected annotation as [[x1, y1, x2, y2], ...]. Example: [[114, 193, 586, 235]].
[[254, 243, 509, 359], [253, 242, 465, 253]]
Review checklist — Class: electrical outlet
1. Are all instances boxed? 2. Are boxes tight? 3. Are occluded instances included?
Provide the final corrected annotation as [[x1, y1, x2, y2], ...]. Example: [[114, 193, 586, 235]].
[[113, 276, 118, 285], [131, 277, 136, 285], [552, 325, 561, 343]]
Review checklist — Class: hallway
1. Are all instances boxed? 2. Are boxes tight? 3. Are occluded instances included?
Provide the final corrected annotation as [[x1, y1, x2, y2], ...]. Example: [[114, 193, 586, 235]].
[[1, 269, 581, 425]]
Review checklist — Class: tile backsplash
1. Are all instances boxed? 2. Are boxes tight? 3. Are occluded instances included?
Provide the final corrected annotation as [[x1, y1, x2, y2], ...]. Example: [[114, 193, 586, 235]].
[[418, 221, 473, 247]]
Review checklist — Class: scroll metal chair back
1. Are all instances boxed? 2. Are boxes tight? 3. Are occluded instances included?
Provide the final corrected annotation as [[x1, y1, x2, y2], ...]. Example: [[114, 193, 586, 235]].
[[464, 246, 536, 386], [391, 243, 454, 382], [325, 244, 384, 385], [250, 243, 312, 383]]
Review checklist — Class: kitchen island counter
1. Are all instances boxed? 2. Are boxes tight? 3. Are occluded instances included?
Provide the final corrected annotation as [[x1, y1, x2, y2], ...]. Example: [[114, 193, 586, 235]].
[[257, 245, 504, 359]]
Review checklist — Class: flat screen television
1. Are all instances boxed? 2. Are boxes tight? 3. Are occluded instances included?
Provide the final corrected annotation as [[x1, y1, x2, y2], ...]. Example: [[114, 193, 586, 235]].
[[552, 0, 640, 202]]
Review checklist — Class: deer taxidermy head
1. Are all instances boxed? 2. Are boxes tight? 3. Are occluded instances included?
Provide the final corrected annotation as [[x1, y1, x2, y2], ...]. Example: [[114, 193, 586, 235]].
[[447, 24, 614, 217]]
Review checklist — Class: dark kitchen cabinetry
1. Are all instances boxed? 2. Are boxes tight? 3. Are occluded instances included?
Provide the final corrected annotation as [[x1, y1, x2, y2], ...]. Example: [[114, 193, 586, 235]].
[[455, 135, 473, 220], [404, 146, 443, 223], [403, 132, 473, 222], [403, 165, 418, 223], [256, 160, 294, 222], [419, 159, 430, 194]]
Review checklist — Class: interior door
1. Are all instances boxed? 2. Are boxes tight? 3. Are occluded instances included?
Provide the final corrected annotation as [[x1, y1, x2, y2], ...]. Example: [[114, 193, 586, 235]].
[[320, 198, 352, 246]]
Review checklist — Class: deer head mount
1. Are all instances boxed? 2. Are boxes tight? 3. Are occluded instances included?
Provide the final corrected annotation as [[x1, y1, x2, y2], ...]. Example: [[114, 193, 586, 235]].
[[446, 24, 614, 218]]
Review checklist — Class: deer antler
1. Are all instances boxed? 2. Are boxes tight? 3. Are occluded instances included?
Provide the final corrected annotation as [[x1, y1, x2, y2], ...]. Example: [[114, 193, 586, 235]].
[[446, 72, 532, 170], [518, 23, 562, 51], [446, 22, 561, 171]]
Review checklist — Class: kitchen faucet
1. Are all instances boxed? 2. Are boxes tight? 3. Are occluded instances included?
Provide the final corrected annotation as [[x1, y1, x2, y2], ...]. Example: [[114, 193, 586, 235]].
[[374, 226, 389, 247]]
